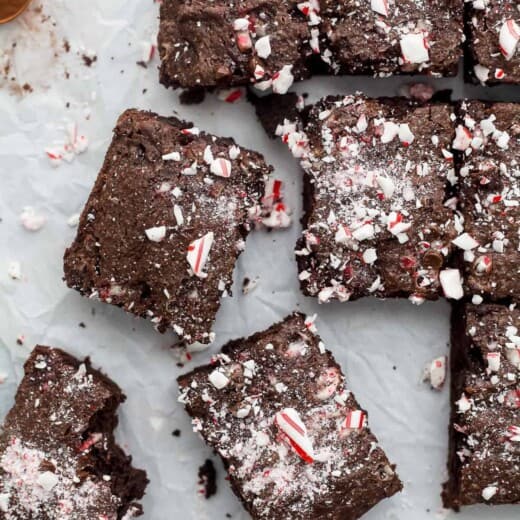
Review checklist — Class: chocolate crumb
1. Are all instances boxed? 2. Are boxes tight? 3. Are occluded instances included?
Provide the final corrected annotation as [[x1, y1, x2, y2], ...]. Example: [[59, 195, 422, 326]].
[[179, 88, 206, 105], [172, 429, 181, 437], [81, 54, 97, 67], [78, 322, 86, 328], [198, 459, 217, 499]]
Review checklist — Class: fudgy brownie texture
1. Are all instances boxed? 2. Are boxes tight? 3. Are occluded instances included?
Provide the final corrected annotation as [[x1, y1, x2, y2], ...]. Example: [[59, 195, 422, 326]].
[[64, 109, 270, 344], [158, 0, 463, 92], [465, 0, 520, 85], [290, 95, 458, 304], [453, 101, 520, 302], [443, 304, 520, 509], [0, 346, 147, 519], [178, 313, 402, 519]]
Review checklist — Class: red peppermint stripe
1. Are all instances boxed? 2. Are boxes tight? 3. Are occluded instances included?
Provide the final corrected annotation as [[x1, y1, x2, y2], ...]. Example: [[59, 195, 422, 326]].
[[187, 232, 214, 278]]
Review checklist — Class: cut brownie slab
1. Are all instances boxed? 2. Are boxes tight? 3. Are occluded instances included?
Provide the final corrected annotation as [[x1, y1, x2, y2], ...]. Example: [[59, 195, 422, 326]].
[[178, 313, 402, 519], [443, 304, 520, 509], [158, 0, 463, 93], [158, 0, 313, 92], [453, 101, 519, 302], [292, 95, 458, 304], [319, 0, 463, 77], [465, 0, 520, 85], [64, 109, 270, 344], [0, 346, 147, 519]]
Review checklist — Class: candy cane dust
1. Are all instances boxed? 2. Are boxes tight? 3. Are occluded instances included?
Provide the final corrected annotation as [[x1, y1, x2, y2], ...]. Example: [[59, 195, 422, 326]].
[[0, 0, 30, 23]]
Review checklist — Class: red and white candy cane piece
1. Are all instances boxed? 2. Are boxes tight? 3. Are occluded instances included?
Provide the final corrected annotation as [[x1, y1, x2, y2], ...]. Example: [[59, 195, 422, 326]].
[[506, 347, 520, 368], [316, 367, 340, 400], [210, 158, 232, 178], [272, 65, 294, 94], [236, 31, 252, 52], [187, 232, 214, 278], [344, 410, 366, 430], [262, 178, 283, 208], [486, 352, 501, 372], [275, 408, 314, 463], [507, 425, 520, 442], [426, 356, 447, 390], [400, 32, 429, 64], [499, 19, 520, 60], [371, 0, 389, 17], [453, 125, 472, 151]]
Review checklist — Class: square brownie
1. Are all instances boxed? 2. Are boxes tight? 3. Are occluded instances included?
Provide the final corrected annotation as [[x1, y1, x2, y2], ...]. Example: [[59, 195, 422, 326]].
[[465, 0, 520, 85], [64, 109, 270, 344], [158, 0, 313, 92], [178, 313, 402, 519], [0, 346, 147, 519], [319, 0, 463, 77], [443, 304, 520, 509], [294, 95, 458, 304], [453, 101, 520, 302]]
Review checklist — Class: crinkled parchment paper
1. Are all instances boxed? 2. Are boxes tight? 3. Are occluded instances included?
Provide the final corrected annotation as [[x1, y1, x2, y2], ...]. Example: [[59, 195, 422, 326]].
[[1, 1, 519, 519]]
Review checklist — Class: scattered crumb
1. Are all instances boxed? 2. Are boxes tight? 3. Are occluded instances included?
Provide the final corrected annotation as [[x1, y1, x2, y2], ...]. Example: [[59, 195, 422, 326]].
[[172, 429, 181, 437], [78, 322, 86, 328], [198, 459, 217, 499], [242, 276, 259, 295], [179, 88, 206, 105], [81, 53, 97, 67], [8, 261, 22, 280], [16, 335, 24, 346], [20, 207, 46, 231]]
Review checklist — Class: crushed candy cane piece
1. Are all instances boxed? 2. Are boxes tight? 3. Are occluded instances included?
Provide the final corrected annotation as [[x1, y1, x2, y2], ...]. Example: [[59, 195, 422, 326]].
[[499, 19, 520, 60], [423, 356, 447, 390], [453, 125, 472, 151], [272, 65, 294, 94], [400, 32, 429, 64], [481, 486, 498, 501], [439, 269, 464, 300], [486, 352, 501, 372], [187, 232, 214, 278], [210, 158, 232, 178], [145, 225, 167, 242], [275, 408, 314, 463], [343, 410, 366, 429], [370, 0, 389, 16], [8, 261, 21, 280], [20, 207, 46, 231], [255, 36, 271, 59], [452, 233, 479, 250], [209, 369, 229, 389]]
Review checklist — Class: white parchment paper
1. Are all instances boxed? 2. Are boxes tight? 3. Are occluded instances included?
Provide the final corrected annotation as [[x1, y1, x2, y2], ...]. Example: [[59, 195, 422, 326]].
[[1, 2, 519, 519]]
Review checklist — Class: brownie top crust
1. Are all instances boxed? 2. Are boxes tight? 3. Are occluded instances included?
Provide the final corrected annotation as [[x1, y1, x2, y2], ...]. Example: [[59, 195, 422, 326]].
[[454, 101, 520, 302], [0, 346, 147, 519], [320, 0, 463, 77], [466, 0, 520, 85], [158, 0, 463, 91], [178, 313, 402, 519], [159, 0, 312, 91], [292, 95, 458, 304], [445, 304, 520, 508], [64, 109, 270, 344]]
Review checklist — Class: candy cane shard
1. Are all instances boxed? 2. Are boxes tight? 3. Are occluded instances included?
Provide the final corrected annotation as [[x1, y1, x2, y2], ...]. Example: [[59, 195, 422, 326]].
[[400, 32, 429, 64], [210, 158, 232, 178], [499, 19, 520, 60], [275, 408, 314, 463], [187, 232, 214, 278], [343, 410, 366, 430]]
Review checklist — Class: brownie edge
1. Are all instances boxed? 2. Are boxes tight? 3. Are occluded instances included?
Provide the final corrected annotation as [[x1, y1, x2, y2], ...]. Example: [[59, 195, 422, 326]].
[[178, 313, 402, 519]]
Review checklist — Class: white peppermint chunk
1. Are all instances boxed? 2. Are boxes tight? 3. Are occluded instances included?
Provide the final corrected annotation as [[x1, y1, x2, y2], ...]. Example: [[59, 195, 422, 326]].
[[400, 32, 429, 63], [255, 36, 271, 58], [481, 486, 498, 501], [145, 225, 167, 242], [440, 269, 464, 300], [209, 369, 229, 389], [452, 233, 479, 250]]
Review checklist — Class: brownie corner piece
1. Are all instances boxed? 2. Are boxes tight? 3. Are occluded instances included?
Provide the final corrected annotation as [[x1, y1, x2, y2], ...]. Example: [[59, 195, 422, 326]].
[[158, 0, 312, 91], [178, 313, 402, 519], [454, 100, 520, 302], [465, 0, 520, 85], [63, 109, 271, 344], [444, 303, 520, 509], [295, 95, 458, 304], [0, 345, 148, 519]]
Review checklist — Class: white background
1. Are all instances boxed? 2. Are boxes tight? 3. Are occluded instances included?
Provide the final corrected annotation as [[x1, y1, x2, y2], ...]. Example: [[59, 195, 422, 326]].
[[0, 1, 519, 519]]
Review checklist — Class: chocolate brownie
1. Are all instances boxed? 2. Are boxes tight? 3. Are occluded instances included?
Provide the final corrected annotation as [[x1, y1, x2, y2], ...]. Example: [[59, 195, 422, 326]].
[[465, 0, 520, 85], [64, 109, 270, 344], [158, 0, 313, 92], [443, 304, 520, 509], [291, 95, 459, 304], [158, 1, 463, 93], [0, 346, 147, 519], [178, 313, 402, 519], [453, 101, 519, 302], [319, 0, 463, 77]]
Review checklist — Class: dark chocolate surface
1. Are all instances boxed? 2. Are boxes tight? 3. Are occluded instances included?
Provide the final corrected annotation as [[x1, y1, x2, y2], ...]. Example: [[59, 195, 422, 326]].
[[0, 346, 147, 519], [444, 304, 520, 509], [158, 0, 463, 92], [64, 109, 270, 344], [178, 313, 402, 519], [454, 101, 520, 302], [292, 95, 458, 303]]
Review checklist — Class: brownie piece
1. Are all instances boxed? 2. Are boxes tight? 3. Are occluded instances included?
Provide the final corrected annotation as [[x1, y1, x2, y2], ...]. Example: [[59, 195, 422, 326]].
[[465, 0, 520, 85], [64, 109, 270, 344], [0, 346, 147, 519], [319, 0, 463, 77], [293, 95, 458, 304], [158, 0, 313, 91], [453, 101, 519, 302], [178, 313, 402, 519], [158, 1, 463, 92], [443, 304, 520, 509]]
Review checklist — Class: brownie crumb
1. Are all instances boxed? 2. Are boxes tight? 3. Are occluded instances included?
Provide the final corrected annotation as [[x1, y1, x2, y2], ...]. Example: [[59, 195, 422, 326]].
[[172, 429, 181, 437], [179, 88, 206, 105], [78, 322, 86, 328], [198, 459, 217, 499], [81, 54, 97, 67]]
